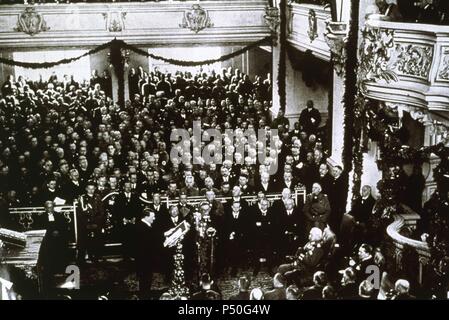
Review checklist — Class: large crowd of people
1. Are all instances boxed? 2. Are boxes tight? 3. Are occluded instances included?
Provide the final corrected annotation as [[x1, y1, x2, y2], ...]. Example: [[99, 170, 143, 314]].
[[0, 64, 424, 300]]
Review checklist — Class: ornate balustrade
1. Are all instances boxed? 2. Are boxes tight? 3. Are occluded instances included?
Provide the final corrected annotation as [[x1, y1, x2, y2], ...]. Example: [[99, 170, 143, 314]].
[[360, 18, 449, 113], [386, 204, 431, 285], [0, 1, 270, 48], [287, 2, 331, 61]]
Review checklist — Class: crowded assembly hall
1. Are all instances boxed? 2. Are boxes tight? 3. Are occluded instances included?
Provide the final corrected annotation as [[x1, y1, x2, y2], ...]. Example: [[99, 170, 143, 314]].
[[0, 0, 449, 301]]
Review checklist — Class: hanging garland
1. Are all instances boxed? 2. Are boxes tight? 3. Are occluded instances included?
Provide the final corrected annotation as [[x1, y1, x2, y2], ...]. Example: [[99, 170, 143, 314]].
[[341, 0, 360, 206], [277, 0, 287, 111], [123, 37, 272, 67], [0, 37, 271, 69], [0, 41, 111, 69]]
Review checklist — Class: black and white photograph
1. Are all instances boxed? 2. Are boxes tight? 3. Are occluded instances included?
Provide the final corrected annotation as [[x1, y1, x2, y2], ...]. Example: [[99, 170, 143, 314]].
[[0, 0, 449, 305]]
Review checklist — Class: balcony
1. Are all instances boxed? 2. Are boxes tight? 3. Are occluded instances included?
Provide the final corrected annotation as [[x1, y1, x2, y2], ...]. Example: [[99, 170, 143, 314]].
[[287, 2, 331, 61], [0, 0, 270, 48], [360, 18, 449, 113], [386, 205, 430, 285]]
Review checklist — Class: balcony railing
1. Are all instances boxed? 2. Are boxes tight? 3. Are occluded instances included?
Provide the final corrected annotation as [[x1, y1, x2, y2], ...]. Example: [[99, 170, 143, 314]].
[[287, 1, 331, 61], [360, 18, 449, 112], [386, 204, 430, 285]]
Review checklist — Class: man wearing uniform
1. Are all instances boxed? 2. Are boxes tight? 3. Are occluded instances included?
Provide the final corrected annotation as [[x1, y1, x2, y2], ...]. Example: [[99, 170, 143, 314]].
[[278, 227, 327, 287], [77, 181, 105, 263], [303, 183, 331, 233]]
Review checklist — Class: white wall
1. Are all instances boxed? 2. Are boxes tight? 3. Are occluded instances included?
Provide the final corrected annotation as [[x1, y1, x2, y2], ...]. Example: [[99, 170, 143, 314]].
[[285, 54, 330, 127]]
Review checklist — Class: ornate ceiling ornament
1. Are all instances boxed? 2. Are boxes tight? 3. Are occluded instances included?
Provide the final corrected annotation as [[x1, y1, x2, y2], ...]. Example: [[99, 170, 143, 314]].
[[102, 11, 127, 32], [179, 4, 213, 33], [15, 6, 50, 36], [307, 9, 318, 43], [324, 20, 347, 77]]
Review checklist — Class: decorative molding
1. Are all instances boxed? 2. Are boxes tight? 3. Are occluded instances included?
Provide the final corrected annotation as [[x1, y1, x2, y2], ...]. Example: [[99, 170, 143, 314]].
[[0, 2, 269, 47], [14, 6, 50, 36], [359, 26, 397, 84], [263, 6, 281, 35], [102, 10, 127, 33], [437, 46, 449, 82], [393, 43, 433, 79], [324, 20, 348, 77], [179, 4, 213, 33], [307, 9, 318, 42]]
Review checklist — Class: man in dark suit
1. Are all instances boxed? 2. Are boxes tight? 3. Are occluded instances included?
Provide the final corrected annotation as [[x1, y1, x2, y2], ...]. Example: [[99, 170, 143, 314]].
[[227, 186, 249, 212], [299, 100, 321, 135], [215, 166, 235, 190], [349, 243, 375, 282], [351, 185, 376, 244], [276, 171, 300, 193], [254, 172, 276, 194], [178, 192, 194, 221], [148, 192, 169, 232], [135, 209, 161, 300], [61, 168, 82, 203], [237, 174, 254, 196], [229, 276, 251, 300], [250, 198, 277, 275], [38, 200, 70, 285], [339, 267, 359, 299], [39, 178, 62, 205], [327, 166, 347, 235], [351, 185, 376, 225], [318, 164, 333, 196], [264, 273, 287, 300], [279, 198, 304, 258], [114, 181, 142, 260], [223, 201, 249, 276], [191, 273, 222, 300], [301, 271, 328, 300]]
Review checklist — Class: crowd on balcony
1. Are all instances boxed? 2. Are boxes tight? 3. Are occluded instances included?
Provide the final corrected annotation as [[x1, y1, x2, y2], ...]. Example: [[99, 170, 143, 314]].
[[0, 63, 434, 300], [369, 0, 449, 25]]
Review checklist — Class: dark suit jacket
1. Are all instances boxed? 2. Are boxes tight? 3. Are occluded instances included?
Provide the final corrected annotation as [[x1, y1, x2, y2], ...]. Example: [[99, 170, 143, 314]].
[[301, 285, 324, 300], [264, 287, 286, 300], [351, 195, 375, 224], [191, 289, 222, 300], [339, 282, 359, 300], [254, 180, 276, 194], [229, 291, 251, 300], [135, 219, 163, 273], [113, 192, 142, 221]]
